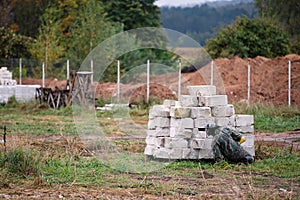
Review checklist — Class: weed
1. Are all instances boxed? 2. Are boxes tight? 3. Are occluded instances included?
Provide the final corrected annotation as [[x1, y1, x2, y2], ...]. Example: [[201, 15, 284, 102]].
[[0, 147, 41, 177]]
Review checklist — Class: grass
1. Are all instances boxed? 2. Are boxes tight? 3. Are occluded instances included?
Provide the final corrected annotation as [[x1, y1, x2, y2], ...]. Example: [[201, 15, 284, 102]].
[[235, 103, 300, 132], [0, 101, 299, 198]]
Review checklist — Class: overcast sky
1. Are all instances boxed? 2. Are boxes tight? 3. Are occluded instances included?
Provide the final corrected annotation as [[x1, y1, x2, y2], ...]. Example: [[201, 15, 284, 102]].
[[155, 0, 232, 7]]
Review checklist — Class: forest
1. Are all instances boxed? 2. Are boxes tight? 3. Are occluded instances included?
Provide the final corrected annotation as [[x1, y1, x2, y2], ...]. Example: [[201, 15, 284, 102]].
[[160, 1, 257, 45]]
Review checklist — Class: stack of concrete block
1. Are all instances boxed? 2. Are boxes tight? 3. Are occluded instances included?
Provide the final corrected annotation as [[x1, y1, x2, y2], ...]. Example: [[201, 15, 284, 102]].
[[0, 67, 16, 86], [144, 85, 255, 160]]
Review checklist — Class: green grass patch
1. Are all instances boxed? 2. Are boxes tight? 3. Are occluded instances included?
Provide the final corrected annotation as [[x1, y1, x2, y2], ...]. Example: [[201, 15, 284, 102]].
[[234, 103, 300, 132]]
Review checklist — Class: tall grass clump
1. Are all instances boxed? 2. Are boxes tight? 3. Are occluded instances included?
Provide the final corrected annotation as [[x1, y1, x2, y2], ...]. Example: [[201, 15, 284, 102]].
[[0, 147, 40, 177], [234, 103, 300, 132]]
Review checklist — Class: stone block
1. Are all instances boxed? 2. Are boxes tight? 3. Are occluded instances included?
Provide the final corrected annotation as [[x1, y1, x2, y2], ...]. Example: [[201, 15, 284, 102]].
[[168, 138, 189, 148], [171, 118, 194, 129], [240, 134, 255, 147], [180, 95, 198, 107], [211, 104, 235, 117], [194, 117, 215, 128], [155, 117, 170, 128], [215, 116, 235, 127], [145, 136, 165, 147], [144, 145, 155, 155], [147, 128, 170, 137], [189, 149, 200, 159], [190, 107, 211, 118], [192, 128, 207, 138], [170, 107, 191, 118], [198, 149, 214, 159], [187, 85, 216, 96], [236, 125, 254, 133], [153, 148, 172, 159], [191, 139, 205, 149], [163, 99, 176, 108], [199, 95, 228, 107], [235, 115, 254, 126], [149, 105, 170, 118], [170, 127, 192, 138], [148, 119, 156, 130], [15, 85, 40, 102]]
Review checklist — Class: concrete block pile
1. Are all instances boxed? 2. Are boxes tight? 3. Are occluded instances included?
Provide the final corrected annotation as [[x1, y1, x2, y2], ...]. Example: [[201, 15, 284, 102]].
[[144, 85, 255, 160], [0, 67, 40, 103], [0, 67, 16, 86]]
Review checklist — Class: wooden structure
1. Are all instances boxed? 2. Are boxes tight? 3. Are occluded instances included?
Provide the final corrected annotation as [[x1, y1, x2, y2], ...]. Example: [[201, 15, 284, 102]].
[[72, 71, 94, 106], [35, 71, 94, 109]]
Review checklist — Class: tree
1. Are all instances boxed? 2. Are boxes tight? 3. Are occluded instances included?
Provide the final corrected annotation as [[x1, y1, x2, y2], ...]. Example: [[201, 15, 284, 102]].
[[30, 4, 65, 77], [255, 0, 300, 54], [101, 0, 161, 31], [0, 26, 32, 59], [66, 0, 123, 68], [205, 16, 290, 58]]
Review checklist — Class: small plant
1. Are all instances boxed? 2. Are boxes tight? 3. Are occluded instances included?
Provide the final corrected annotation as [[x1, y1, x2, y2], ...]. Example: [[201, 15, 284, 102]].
[[0, 147, 41, 177]]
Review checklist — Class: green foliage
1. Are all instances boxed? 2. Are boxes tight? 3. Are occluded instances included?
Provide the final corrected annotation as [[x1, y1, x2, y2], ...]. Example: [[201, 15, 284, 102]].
[[205, 16, 290, 58], [66, 0, 123, 64], [102, 0, 161, 31], [0, 26, 33, 59], [255, 0, 300, 54], [0, 148, 41, 177], [234, 103, 300, 132]]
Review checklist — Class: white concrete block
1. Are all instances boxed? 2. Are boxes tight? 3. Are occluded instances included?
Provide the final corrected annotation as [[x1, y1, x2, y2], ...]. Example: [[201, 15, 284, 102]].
[[168, 138, 189, 148], [148, 119, 156, 130], [180, 95, 198, 107], [192, 128, 207, 138], [175, 101, 182, 107], [190, 107, 211, 118], [163, 99, 176, 108], [211, 104, 235, 117], [191, 139, 205, 149], [199, 95, 228, 107], [170, 107, 191, 118], [171, 118, 194, 129], [215, 116, 236, 127], [149, 105, 170, 118], [153, 148, 172, 159], [235, 115, 254, 126], [170, 127, 192, 138], [187, 85, 216, 96], [145, 136, 165, 147], [144, 145, 155, 155], [194, 117, 215, 128], [189, 149, 200, 159], [182, 148, 191, 159], [236, 125, 254, 133], [147, 128, 170, 137], [15, 85, 40, 102], [198, 149, 214, 159], [240, 134, 255, 147], [154, 117, 170, 128]]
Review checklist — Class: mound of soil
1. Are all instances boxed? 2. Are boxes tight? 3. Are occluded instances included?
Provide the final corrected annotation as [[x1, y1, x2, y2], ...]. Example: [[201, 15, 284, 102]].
[[19, 54, 300, 105]]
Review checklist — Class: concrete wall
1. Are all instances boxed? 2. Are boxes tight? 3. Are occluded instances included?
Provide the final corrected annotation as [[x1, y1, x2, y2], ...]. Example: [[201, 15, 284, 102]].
[[0, 85, 40, 103]]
